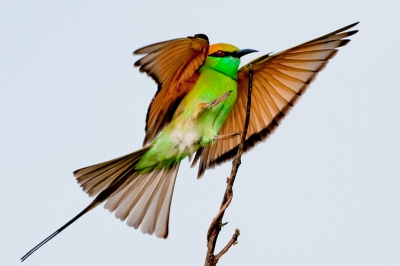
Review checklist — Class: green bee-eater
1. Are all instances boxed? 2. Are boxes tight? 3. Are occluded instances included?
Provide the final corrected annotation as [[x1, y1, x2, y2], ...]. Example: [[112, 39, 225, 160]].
[[21, 22, 358, 261]]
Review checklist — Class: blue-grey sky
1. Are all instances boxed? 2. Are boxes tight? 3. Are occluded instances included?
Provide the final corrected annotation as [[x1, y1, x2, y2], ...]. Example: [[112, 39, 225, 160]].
[[1, 1, 399, 265]]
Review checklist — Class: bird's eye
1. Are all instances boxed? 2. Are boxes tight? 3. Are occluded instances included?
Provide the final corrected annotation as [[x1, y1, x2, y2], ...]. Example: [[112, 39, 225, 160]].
[[215, 50, 225, 57]]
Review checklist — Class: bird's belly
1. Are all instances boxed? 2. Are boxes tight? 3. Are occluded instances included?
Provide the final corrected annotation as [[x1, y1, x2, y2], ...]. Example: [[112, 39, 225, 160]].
[[169, 126, 201, 156]]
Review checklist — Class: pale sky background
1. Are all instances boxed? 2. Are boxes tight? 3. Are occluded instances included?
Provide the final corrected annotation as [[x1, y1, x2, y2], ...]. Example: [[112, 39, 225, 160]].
[[1, 1, 399, 265]]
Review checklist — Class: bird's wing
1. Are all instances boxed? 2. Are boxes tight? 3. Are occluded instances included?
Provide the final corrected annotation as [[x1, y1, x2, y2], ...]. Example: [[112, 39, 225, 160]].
[[134, 34, 209, 145], [195, 22, 359, 177]]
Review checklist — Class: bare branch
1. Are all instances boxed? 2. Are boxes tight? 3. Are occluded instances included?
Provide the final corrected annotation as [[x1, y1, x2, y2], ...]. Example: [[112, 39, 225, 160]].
[[204, 64, 254, 266], [214, 229, 240, 263]]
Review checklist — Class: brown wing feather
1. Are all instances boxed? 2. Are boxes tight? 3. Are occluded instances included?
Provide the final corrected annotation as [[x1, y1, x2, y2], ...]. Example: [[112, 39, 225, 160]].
[[134, 34, 209, 145], [196, 22, 359, 178]]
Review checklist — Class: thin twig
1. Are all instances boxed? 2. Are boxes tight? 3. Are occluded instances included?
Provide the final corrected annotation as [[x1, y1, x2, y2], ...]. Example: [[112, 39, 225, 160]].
[[204, 64, 254, 266], [213, 229, 240, 263], [207, 193, 233, 239]]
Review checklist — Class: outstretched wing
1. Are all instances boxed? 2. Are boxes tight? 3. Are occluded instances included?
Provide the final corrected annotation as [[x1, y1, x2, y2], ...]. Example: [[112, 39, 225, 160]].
[[195, 22, 359, 177], [134, 34, 209, 145]]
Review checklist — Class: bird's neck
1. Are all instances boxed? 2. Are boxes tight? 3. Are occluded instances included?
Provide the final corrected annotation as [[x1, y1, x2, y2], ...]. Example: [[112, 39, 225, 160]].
[[202, 56, 240, 80]]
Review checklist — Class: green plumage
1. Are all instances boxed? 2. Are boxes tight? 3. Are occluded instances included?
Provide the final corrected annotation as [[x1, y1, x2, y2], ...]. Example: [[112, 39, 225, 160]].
[[135, 54, 241, 172]]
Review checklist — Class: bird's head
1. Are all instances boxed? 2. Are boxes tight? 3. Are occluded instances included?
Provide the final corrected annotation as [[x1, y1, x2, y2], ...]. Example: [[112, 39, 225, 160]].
[[205, 43, 257, 79]]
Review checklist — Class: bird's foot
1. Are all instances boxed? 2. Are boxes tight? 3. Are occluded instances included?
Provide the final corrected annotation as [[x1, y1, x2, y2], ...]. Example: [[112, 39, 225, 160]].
[[194, 91, 233, 118], [204, 91, 232, 109], [214, 131, 242, 141]]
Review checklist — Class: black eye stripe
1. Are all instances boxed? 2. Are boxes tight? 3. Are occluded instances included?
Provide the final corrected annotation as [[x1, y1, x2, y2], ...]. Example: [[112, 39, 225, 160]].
[[209, 51, 233, 57]]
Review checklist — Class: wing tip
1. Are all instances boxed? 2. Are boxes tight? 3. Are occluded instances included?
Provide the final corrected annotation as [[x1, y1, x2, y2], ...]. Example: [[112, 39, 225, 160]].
[[193, 33, 209, 43], [338, 21, 360, 33]]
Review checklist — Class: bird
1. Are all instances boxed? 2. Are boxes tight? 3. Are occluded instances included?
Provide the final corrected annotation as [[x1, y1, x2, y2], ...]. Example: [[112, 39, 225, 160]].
[[21, 22, 359, 261]]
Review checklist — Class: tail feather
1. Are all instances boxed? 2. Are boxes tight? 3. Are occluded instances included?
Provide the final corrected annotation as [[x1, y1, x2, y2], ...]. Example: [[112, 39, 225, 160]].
[[20, 200, 100, 262], [104, 172, 142, 213], [74, 146, 151, 197], [105, 163, 180, 238], [21, 145, 180, 261], [85, 158, 139, 197], [140, 170, 166, 234], [114, 172, 156, 221], [127, 170, 166, 228], [155, 164, 179, 238]]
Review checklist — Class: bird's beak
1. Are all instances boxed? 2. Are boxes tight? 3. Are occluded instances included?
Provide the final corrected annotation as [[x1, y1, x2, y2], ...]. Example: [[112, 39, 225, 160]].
[[232, 49, 258, 58]]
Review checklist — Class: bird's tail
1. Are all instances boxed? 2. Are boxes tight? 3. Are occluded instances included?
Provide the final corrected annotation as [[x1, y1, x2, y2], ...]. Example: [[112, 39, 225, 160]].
[[21, 145, 180, 261]]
